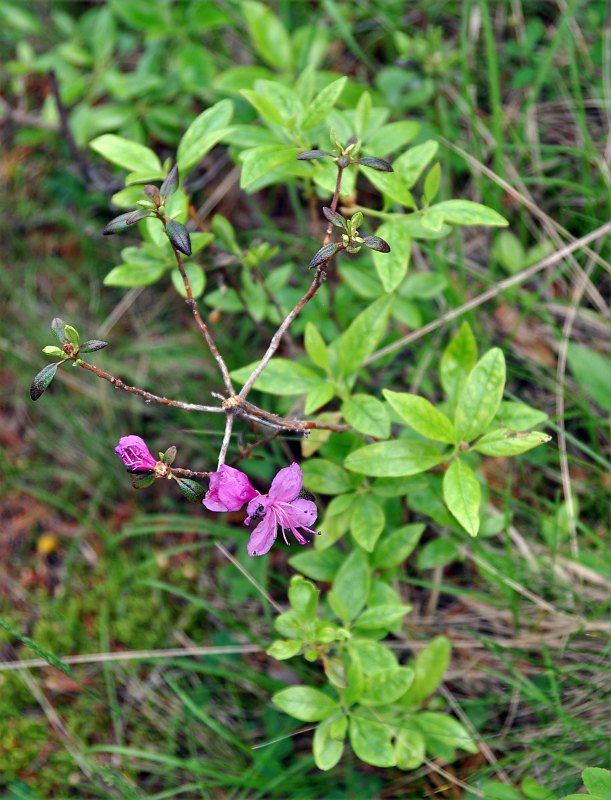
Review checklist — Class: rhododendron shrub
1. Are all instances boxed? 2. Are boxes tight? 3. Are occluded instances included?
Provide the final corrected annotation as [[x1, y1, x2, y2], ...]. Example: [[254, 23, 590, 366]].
[[29, 80, 550, 772]]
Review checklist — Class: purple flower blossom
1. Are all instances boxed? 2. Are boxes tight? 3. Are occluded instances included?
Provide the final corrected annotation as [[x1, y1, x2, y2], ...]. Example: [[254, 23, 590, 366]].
[[115, 435, 158, 471], [202, 464, 258, 512], [244, 463, 320, 557]]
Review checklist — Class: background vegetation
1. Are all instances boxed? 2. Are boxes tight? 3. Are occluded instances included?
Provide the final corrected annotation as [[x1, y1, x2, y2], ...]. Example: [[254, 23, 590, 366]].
[[0, 1, 609, 798]]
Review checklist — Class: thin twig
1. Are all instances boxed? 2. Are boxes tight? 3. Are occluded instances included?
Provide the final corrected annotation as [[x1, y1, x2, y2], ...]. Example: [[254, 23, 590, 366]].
[[78, 360, 223, 413], [221, 395, 349, 433], [169, 240, 235, 395], [171, 468, 212, 479], [217, 413, 234, 467], [238, 164, 346, 401], [365, 221, 611, 364], [229, 430, 282, 465]]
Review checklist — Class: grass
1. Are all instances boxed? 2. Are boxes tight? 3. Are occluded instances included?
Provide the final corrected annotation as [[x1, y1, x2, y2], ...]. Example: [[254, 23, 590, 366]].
[[1, 0, 610, 798]]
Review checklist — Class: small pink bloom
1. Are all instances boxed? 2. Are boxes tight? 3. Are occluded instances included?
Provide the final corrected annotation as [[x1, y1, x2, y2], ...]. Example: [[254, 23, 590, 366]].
[[203, 464, 258, 512], [244, 463, 320, 557], [115, 435, 158, 471]]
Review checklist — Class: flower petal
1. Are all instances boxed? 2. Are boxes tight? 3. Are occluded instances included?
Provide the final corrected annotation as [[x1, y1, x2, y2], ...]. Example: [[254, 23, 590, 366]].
[[283, 498, 318, 527], [115, 435, 157, 471], [247, 513, 277, 557], [268, 462, 302, 502], [203, 464, 258, 512]]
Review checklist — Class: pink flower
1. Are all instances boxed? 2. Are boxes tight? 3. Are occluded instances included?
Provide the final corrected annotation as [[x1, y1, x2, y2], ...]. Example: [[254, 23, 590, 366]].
[[244, 463, 320, 557], [115, 435, 158, 471], [203, 464, 258, 512]]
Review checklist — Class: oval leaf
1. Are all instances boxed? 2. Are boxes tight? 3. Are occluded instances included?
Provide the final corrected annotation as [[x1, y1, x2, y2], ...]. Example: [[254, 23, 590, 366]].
[[338, 295, 394, 376], [359, 667, 414, 706], [350, 494, 385, 552], [345, 440, 445, 477], [454, 348, 506, 442], [176, 99, 234, 174], [442, 460, 481, 536], [349, 714, 395, 768], [30, 362, 58, 401], [273, 686, 339, 722], [90, 134, 162, 175], [166, 219, 192, 256]]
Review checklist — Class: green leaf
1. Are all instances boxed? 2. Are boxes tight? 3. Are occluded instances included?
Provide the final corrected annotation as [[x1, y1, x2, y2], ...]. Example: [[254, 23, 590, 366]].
[[104, 261, 166, 288], [51, 317, 69, 344], [303, 76, 347, 129], [440, 321, 478, 408], [242, 1, 293, 70], [423, 162, 441, 203], [365, 120, 419, 155], [30, 362, 58, 401], [473, 429, 551, 456], [383, 390, 457, 444], [582, 768, 611, 798], [341, 394, 390, 439], [63, 325, 79, 345], [273, 686, 339, 722], [313, 715, 345, 771], [430, 199, 508, 227], [176, 99, 234, 174], [359, 667, 414, 706], [349, 713, 395, 767], [338, 295, 394, 376], [371, 218, 412, 292], [394, 725, 426, 770], [454, 348, 506, 442], [362, 168, 415, 209], [415, 711, 478, 755], [266, 639, 302, 660], [239, 145, 300, 191], [304, 322, 329, 370], [371, 523, 424, 569], [350, 494, 385, 552], [443, 460, 481, 536], [288, 547, 344, 582], [416, 538, 459, 569], [492, 230, 525, 273], [354, 605, 412, 631], [345, 440, 445, 477], [42, 345, 65, 357], [89, 134, 162, 175], [394, 140, 439, 188], [349, 640, 398, 674], [566, 344, 611, 412], [304, 381, 335, 414], [288, 575, 319, 623], [230, 358, 322, 395], [331, 548, 370, 622], [400, 271, 447, 299], [171, 264, 206, 300], [494, 401, 548, 432], [175, 478, 205, 503], [301, 459, 353, 495]]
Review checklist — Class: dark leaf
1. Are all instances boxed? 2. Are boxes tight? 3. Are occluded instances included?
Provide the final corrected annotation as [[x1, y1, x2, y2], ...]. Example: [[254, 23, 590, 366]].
[[143, 184, 161, 204], [346, 135, 358, 147], [51, 317, 68, 344], [79, 339, 109, 353], [296, 150, 331, 160], [337, 155, 350, 168], [160, 165, 179, 200], [363, 236, 391, 253], [322, 207, 347, 229], [166, 219, 192, 256], [132, 473, 156, 489], [357, 157, 393, 172], [30, 363, 58, 401], [102, 210, 149, 235], [162, 446, 177, 465], [309, 243, 340, 270], [176, 477, 205, 503]]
